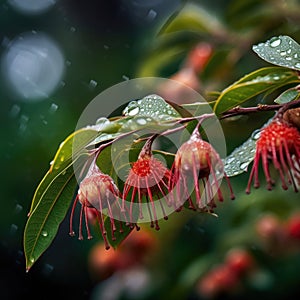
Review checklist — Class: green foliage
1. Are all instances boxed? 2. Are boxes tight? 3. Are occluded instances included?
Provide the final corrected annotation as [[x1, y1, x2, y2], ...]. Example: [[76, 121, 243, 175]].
[[213, 67, 300, 115]]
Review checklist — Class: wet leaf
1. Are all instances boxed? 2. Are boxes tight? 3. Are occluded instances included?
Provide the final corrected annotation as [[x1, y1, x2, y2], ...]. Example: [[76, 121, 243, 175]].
[[274, 88, 300, 104], [253, 35, 300, 70], [24, 165, 78, 270], [223, 118, 272, 177], [213, 67, 299, 115], [123, 94, 181, 120], [29, 128, 98, 215]]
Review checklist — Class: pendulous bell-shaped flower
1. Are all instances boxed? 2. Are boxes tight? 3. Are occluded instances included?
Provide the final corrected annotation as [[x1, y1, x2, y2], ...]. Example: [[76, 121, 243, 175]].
[[246, 118, 300, 193], [170, 128, 234, 212]]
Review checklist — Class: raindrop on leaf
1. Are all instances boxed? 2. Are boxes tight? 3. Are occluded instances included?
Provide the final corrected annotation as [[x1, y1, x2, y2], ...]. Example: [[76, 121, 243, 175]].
[[41, 230, 48, 237], [252, 35, 300, 70], [269, 37, 281, 48]]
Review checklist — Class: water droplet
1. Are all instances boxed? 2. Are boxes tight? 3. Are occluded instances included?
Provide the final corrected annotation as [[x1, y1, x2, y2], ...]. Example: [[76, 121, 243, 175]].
[[295, 62, 300, 69], [88, 79, 98, 89], [239, 162, 249, 171], [280, 51, 287, 56], [10, 224, 18, 235], [41, 230, 48, 237], [128, 106, 139, 116], [251, 129, 261, 140], [123, 101, 140, 116], [294, 53, 298, 58], [135, 117, 147, 126], [60, 156, 64, 162], [122, 75, 129, 81], [286, 56, 292, 61], [95, 117, 110, 129], [269, 37, 281, 48], [30, 257, 35, 263], [15, 204, 23, 214], [146, 9, 157, 21], [226, 157, 235, 164], [49, 103, 58, 114]]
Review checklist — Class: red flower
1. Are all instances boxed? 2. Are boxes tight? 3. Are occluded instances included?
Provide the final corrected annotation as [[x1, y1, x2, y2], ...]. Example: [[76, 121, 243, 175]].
[[170, 130, 234, 211], [246, 119, 300, 193], [69, 164, 122, 249], [122, 139, 171, 230]]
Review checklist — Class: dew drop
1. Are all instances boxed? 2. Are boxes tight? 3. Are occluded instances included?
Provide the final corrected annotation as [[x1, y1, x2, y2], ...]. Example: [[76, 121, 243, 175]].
[[60, 156, 64, 162], [286, 56, 292, 61], [295, 62, 300, 69], [30, 257, 35, 263], [135, 117, 147, 126], [49, 103, 58, 114], [280, 51, 286, 56], [239, 162, 249, 171], [88, 79, 98, 89], [269, 37, 281, 48], [10, 224, 18, 235], [226, 157, 235, 164], [15, 204, 23, 214], [123, 101, 140, 116], [128, 106, 139, 116], [41, 230, 48, 237], [122, 75, 129, 81], [251, 129, 261, 140]]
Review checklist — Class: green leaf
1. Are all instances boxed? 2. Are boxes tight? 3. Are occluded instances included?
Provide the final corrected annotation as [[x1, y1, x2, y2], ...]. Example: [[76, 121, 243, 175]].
[[223, 118, 272, 177], [28, 128, 98, 215], [159, 3, 224, 36], [123, 94, 181, 121], [213, 67, 300, 115], [274, 88, 300, 104], [252, 35, 300, 70], [24, 165, 78, 270]]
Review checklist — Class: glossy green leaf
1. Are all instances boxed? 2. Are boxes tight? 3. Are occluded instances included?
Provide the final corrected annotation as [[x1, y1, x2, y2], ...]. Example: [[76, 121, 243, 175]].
[[24, 165, 78, 270], [123, 94, 181, 120], [28, 128, 98, 215], [253, 35, 300, 70], [159, 3, 224, 36], [213, 67, 300, 115], [274, 88, 300, 104], [223, 118, 272, 177]]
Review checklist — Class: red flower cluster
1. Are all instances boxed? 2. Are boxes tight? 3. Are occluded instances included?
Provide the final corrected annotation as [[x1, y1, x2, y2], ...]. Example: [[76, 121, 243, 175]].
[[170, 129, 235, 212], [70, 128, 235, 248], [122, 149, 171, 230], [246, 118, 300, 193], [69, 164, 122, 249]]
